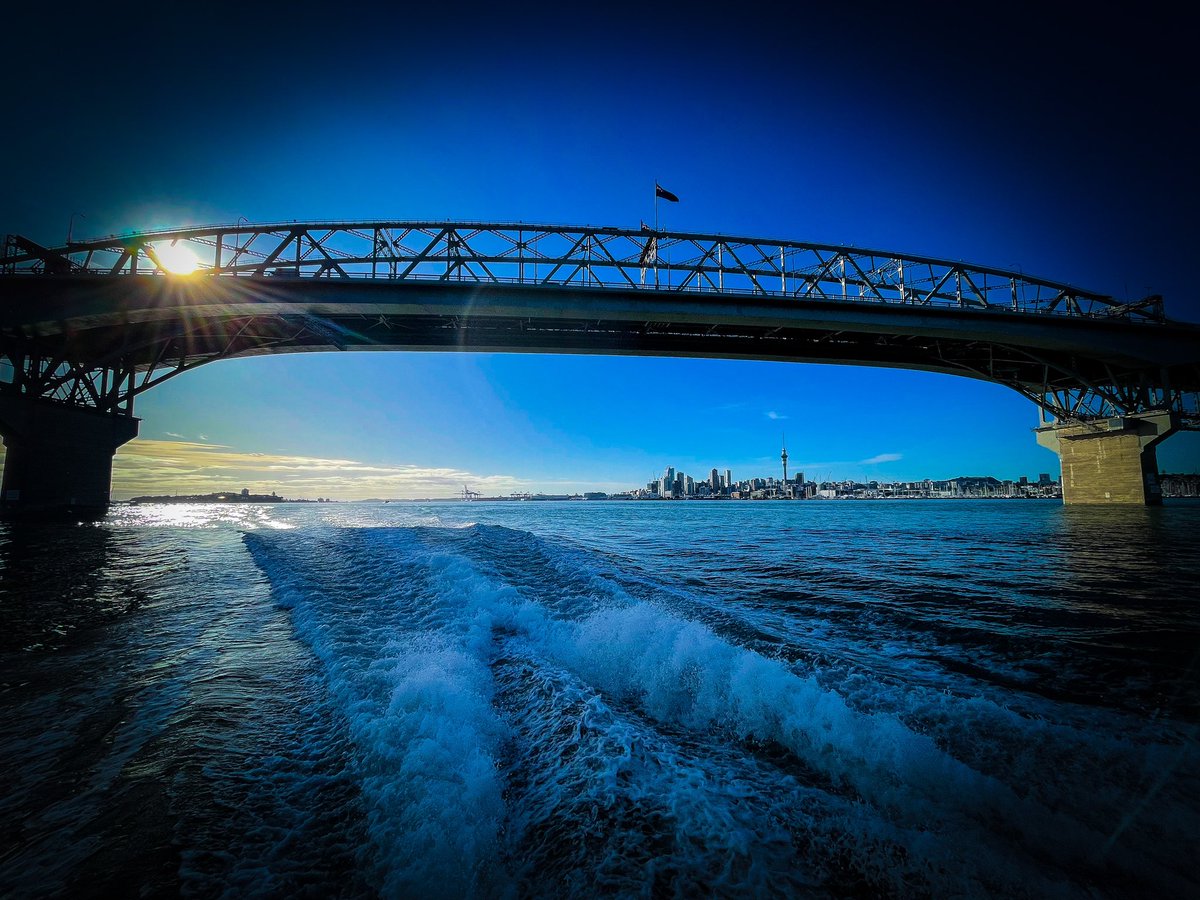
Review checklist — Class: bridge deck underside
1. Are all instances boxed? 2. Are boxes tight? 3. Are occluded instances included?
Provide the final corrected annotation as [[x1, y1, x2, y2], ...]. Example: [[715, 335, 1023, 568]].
[[3, 311, 1180, 380], [2, 278, 1199, 420]]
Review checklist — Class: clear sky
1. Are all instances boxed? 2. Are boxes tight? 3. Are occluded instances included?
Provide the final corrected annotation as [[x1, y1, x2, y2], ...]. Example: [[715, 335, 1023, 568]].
[[2, 3, 1197, 498]]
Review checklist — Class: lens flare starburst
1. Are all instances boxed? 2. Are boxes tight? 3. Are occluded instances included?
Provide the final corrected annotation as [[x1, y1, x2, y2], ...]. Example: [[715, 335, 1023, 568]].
[[153, 241, 200, 275]]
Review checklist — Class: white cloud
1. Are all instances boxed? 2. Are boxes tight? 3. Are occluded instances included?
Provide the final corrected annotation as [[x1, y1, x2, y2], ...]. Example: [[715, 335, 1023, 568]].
[[860, 453, 902, 465], [112, 439, 533, 500], [164, 431, 184, 438], [765, 411, 788, 420]]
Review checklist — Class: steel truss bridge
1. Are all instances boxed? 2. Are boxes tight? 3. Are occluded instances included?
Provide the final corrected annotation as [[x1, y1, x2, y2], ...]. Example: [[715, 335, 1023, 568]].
[[2, 221, 1199, 428]]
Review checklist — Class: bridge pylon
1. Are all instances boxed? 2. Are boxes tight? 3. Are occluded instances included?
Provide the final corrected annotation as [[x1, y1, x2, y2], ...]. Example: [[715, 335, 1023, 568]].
[[0, 397, 139, 518], [1035, 410, 1177, 505]]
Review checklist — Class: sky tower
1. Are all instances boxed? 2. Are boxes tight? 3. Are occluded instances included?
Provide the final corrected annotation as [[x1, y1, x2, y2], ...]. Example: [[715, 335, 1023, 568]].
[[781, 434, 788, 484]]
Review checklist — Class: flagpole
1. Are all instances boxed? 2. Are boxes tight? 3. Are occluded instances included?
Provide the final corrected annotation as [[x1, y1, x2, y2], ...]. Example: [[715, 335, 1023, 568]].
[[654, 178, 659, 287]]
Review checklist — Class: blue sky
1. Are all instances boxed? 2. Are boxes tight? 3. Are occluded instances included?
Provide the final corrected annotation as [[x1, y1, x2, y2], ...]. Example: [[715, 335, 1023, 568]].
[[2, 4, 1197, 497]]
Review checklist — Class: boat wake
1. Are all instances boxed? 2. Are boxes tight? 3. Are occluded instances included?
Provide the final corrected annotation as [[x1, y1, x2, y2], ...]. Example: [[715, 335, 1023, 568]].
[[244, 524, 1199, 898]]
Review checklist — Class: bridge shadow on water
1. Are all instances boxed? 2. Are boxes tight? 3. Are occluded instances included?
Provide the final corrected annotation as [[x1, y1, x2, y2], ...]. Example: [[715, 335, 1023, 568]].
[[0, 521, 142, 654], [0, 520, 193, 897], [1042, 502, 1200, 720], [1053, 502, 1196, 582]]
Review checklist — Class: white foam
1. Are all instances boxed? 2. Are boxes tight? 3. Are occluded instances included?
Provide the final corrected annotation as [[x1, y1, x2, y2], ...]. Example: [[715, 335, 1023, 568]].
[[246, 526, 1195, 896], [401, 543, 1102, 889], [245, 535, 514, 897], [359, 643, 507, 897]]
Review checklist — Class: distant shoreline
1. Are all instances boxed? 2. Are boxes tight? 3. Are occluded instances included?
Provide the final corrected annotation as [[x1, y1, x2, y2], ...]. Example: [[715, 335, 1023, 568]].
[[127, 492, 333, 504], [116, 496, 1200, 505]]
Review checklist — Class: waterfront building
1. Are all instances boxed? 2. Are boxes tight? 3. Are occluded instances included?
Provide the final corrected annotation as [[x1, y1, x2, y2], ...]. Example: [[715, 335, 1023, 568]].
[[1161, 473, 1200, 497], [630, 453, 1059, 501]]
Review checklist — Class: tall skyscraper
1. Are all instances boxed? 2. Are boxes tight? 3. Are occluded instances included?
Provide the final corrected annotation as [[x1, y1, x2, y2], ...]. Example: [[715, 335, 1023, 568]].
[[725, 469, 732, 490], [710, 468, 720, 492], [781, 437, 788, 485]]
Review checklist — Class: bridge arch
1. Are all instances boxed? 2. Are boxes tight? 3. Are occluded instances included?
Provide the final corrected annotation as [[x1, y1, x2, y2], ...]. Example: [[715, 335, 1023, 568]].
[[2, 221, 1198, 512]]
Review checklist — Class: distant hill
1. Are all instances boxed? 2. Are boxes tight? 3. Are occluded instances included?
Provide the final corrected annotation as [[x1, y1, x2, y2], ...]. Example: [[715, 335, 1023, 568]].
[[129, 491, 285, 504]]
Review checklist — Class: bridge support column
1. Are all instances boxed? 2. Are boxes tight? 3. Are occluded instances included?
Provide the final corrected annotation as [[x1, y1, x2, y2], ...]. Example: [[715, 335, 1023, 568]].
[[1035, 411, 1177, 505], [0, 397, 139, 518]]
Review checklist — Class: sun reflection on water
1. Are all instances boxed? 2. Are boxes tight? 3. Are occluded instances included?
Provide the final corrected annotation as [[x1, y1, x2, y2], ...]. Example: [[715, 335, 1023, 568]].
[[106, 502, 294, 529]]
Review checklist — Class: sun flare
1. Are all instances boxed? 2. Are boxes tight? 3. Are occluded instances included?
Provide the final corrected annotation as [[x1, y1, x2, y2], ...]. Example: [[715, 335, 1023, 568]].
[[154, 241, 200, 275]]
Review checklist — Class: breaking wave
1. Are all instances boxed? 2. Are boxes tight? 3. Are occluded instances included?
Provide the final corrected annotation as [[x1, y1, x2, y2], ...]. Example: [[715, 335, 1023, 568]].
[[244, 523, 1200, 898]]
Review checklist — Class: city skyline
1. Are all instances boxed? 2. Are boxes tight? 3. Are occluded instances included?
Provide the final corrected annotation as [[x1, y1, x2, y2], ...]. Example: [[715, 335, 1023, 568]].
[[3, 6, 1197, 493], [635, 460, 1060, 496], [99, 436, 1086, 503], [31, 391, 1193, 501]]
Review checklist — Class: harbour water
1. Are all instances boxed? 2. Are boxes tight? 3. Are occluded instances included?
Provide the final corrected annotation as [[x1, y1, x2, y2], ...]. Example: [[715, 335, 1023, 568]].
[[2, 500, 1198, 898]]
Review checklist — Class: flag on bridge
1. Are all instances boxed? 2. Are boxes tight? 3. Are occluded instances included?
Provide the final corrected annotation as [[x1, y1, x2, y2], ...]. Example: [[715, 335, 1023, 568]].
[[655, 183, 680, 202], [638, 220, 657, 284]]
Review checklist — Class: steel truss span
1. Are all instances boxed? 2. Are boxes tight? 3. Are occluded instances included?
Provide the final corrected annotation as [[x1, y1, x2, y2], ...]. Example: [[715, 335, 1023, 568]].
[[1, 221, 1198, 427], [0, 221, 1171, 319]]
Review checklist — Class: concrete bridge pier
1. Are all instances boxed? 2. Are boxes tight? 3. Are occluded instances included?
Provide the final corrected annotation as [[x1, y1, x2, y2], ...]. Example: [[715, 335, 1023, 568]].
[[0, 397, 138, 518], [1036, 410, 1178, 505]]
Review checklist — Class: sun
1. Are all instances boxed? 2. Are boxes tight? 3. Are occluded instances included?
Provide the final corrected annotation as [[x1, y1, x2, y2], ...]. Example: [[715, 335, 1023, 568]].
[[154, 241, 200, 275]]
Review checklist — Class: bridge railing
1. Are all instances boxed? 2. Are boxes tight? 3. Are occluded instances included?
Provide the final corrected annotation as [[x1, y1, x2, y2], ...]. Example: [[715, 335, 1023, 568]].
[[1, 222, 1167, 323]]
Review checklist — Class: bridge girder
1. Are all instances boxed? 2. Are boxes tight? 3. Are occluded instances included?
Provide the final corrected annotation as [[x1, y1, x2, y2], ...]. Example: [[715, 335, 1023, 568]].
[[1, 222, 1167, 320], [1, 223, 1198, 428]]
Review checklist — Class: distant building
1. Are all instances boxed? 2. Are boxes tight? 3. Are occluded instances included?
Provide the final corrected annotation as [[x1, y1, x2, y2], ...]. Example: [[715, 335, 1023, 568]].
[[1161, 473, 1200, 497], [630, 445, 1063, 502]]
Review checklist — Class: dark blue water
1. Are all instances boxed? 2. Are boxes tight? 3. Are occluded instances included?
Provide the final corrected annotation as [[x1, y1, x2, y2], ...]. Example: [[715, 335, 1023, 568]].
[[2, 501, 1198, 897]]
